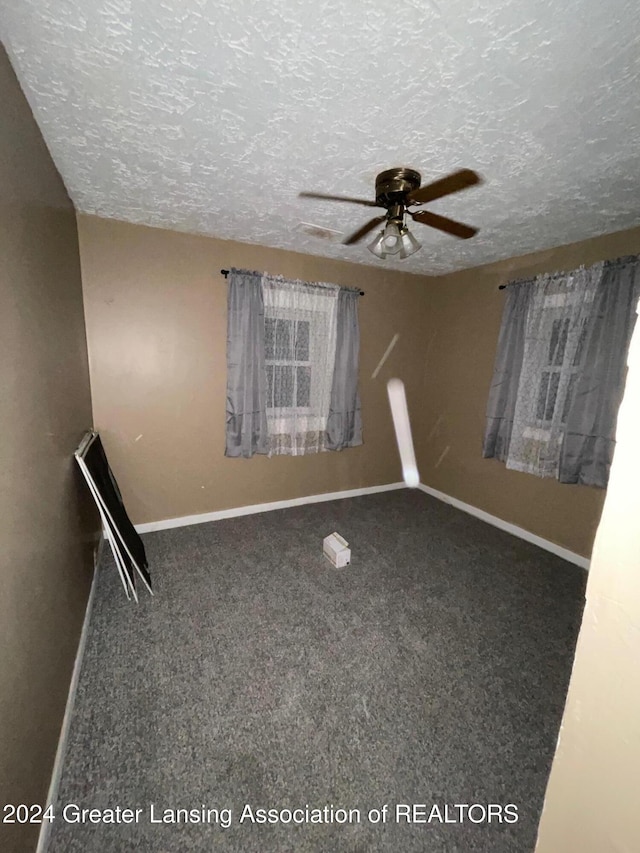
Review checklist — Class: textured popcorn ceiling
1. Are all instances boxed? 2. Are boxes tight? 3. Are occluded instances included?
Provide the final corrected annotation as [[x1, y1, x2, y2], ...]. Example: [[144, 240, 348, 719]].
[[2, 0, 640, 274]]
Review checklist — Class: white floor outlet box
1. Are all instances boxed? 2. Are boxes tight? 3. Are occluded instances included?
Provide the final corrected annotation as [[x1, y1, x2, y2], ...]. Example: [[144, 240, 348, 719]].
[[323, 532, 350, 568]]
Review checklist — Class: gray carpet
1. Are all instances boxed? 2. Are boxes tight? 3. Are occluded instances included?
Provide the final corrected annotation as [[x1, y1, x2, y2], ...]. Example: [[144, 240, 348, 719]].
[[48, 489, 586, 852]]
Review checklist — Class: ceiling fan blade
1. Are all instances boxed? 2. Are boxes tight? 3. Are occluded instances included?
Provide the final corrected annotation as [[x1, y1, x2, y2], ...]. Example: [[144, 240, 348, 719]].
[[343, 216, 387, 245], [410, 209, 478, 239], [299, 191, 378, 207], [407, 169, 481, 205]]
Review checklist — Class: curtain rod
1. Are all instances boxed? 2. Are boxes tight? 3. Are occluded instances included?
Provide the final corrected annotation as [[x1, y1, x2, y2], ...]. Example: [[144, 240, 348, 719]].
[[498, 275, 561, 290], [497, 259, 624, 290], [498, 278, 536, 290], [220, 269, 364, 296]]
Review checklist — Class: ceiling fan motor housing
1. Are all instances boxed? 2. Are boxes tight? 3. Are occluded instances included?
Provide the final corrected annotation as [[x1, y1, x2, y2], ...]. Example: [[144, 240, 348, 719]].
[[375, 167, 421, 207]]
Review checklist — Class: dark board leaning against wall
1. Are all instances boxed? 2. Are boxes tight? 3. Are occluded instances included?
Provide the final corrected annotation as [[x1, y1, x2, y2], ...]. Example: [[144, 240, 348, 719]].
[[76, 431, 152, 600]]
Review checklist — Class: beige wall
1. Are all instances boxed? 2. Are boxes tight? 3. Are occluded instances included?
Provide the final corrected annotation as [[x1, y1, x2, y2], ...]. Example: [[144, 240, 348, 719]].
[[535, 297, 640, 852], [0, 47, 97, 853], [77, 214, 433, 525], [79, 214, 640, 558], [415, 225, 640, 558]]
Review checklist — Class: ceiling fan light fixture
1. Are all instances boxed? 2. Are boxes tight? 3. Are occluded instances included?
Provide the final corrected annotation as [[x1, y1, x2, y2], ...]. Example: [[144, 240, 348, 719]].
[[368, 219, 406, 258], [368, 221, 422, 260]]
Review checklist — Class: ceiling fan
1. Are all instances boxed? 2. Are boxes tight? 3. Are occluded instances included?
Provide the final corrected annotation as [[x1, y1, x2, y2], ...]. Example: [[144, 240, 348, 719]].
[[299, 167, 482, 259]]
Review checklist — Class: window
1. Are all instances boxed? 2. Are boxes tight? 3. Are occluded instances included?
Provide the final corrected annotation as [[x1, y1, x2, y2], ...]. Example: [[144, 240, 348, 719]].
[[264, 316, 312, 410], [513, 282, 597, 477], [225, 269, 363, 459], [261, 279, 340, 455], [483, 256, 640, 488], [534, 316, 588, 425]]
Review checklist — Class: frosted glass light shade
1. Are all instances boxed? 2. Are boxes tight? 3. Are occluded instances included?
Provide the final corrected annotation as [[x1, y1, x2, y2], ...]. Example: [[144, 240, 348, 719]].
[[398, 227, 421, 259], [380, 221, 402, 254], [367, 230, 387, 258]]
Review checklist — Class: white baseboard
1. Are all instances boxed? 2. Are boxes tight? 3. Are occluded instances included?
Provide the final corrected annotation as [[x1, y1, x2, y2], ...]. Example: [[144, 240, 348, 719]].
[[417, 483, 590, 570], [130, 480, 588, 569], [36, 536, 102, 853], [132, 481, 406, 535]]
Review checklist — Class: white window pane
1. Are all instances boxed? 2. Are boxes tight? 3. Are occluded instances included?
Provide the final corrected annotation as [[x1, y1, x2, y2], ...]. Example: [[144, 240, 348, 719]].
[[273, 364, 294, 407], [295, 320, 310, 361], [275, 319, 293, 359], [266, 363, 275, 407], [548, 318, 569, 366], [296, 365, 311, 407], [265, 318, 277, 360]]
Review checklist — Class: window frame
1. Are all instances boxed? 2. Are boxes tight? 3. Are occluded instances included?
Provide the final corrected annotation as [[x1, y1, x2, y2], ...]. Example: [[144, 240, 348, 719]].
[[263, 297, 337, 436], [524, 291, 593, 447], [264, 314, 313, 414]]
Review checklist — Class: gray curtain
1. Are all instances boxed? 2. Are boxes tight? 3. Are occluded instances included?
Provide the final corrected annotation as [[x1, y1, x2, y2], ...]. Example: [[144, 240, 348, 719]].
[[325, 288, 363, 450], [224, 269, 269, 458], [483, 256, 639, 489], [482, 281, 533, 461], [559, 256, 640, 486]]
